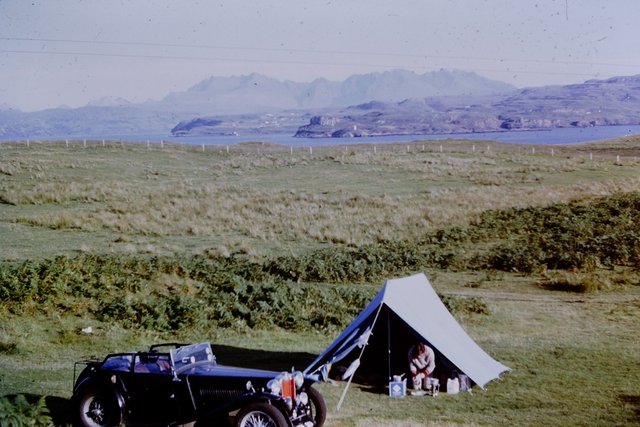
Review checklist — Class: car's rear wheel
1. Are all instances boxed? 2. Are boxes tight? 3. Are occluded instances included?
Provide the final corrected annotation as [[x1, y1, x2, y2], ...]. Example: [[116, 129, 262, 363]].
[[73, 388, 121, 427], [234, 402, 288, 427]]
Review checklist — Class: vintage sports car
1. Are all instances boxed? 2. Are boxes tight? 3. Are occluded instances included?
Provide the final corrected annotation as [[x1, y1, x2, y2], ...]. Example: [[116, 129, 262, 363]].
[[71, 342, 326, 427]]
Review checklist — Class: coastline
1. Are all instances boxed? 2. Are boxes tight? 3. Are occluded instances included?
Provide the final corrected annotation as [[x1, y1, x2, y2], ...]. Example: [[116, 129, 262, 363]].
[[3, 124, 639, 147]]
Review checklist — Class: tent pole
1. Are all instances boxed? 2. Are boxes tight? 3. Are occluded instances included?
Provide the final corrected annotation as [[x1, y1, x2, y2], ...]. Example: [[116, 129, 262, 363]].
[[387, 311, 391, 382], [336, 303, 385, 412], [336, 363, 357, 412]]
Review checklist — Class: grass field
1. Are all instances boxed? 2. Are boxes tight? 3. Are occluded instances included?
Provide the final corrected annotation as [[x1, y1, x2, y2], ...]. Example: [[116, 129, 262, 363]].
[[1, 137, 639, 426]]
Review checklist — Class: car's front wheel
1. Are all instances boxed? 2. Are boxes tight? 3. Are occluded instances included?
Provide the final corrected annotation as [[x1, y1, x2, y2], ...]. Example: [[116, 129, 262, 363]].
[[308, 386, 327, 427], [234, 402, 288, 427], [73, 388, 122, 427]]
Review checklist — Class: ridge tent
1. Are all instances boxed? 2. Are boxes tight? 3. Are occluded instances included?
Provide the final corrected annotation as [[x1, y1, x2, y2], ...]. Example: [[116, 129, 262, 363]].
[[304, 273, 510, 392]]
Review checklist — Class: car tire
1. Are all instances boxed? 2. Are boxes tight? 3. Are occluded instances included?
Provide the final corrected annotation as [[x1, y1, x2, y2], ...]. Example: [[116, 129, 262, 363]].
[[308, 386, 327, 427], [73, 387, 122, 427], [234, 402, 288, 427]]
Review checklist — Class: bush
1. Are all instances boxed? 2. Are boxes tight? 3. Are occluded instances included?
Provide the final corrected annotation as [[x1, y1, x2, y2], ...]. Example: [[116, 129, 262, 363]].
[[0, 394, 52, 427], [440, 294, 491, 315], [6, 192, 636, 332], [0, 248, 493, 333], [538, 271, 613, 293], [0, 340, 18, 355], [471, 192, 640, 272]]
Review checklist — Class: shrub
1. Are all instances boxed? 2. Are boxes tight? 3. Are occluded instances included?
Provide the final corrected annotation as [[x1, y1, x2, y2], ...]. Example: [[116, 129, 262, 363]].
[[471, 192, 640, 272], [538, 271, 613, 293], [440, 294, 491, 315], [0, 394, 52, 427], [0, 340, 18, 355], [7, 192, 637, 332]]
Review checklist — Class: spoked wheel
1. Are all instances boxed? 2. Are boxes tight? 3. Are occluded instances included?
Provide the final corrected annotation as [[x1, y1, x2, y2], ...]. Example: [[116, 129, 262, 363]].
[[74, 388, 121, 427], [235, 403, 288, 427], [307, 387, 327, 427]]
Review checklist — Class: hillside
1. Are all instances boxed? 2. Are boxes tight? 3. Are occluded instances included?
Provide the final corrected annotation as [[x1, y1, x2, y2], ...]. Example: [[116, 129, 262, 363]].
[[294, 75, 640, 137]]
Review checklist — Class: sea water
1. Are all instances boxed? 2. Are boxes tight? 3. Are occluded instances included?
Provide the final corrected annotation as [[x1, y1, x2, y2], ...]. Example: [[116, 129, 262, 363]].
[[4, 124, 640, 147]]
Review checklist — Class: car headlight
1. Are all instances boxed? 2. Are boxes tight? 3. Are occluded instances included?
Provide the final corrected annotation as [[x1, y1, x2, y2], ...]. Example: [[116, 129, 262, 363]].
[[267, 379, 282, 395], [297, 391, 309, 406], [283, 396, 293, 410], [293, 371, 304, 389]]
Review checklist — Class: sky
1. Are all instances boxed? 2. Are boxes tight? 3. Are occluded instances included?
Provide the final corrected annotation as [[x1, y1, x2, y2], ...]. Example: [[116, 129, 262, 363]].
[[1, 0, 639, 112]]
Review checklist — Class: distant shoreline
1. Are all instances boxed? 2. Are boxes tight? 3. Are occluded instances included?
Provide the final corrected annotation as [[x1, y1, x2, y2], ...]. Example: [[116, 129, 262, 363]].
[[4, 124, 640, 147]]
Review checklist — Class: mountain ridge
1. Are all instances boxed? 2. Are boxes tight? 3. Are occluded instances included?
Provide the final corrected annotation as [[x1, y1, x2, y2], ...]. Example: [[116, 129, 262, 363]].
[[0, 69, 515, 138], [155, 68, 515, 114], [291, 74, 640, 138], [2, 70, 639, 139]]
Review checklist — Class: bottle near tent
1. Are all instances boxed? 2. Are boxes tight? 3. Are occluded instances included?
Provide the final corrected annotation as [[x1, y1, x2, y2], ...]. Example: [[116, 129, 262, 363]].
[[447, 371, 460, 394], [424, 377, 439, 396], [389, 375, 406, 398], [412, 375, 422, 390], [459, 373, 472, 393]]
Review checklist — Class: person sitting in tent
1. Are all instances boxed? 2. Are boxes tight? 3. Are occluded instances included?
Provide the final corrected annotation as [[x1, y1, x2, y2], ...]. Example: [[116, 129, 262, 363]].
[[408, 342, 435, 390]]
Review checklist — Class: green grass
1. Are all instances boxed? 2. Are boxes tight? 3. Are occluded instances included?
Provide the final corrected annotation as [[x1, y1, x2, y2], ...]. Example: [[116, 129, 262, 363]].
[[1, 137, 640, 426], [1, 276, 638, 426], [2, 139, 639, 260]]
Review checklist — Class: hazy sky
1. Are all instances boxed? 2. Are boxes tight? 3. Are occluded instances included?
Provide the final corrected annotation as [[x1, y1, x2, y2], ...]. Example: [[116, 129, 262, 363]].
[[1, 0, 639, 111]]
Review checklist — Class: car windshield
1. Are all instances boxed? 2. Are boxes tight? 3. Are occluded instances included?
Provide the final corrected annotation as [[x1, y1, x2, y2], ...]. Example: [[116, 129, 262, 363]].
[[170, 342, 215, 371], [102, 354, 133, 372]]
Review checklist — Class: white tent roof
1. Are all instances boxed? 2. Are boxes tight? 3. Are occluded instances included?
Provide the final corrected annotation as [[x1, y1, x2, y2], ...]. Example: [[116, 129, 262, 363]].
[[305, 273, 510, 389]]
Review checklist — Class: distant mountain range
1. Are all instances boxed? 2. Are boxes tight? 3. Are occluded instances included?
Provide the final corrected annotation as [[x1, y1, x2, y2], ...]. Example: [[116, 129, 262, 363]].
[[172, 74, 640, 138], [2, 71, 640, 139], [165, 69, 515, 113], [0, 69, 515, 138], [293, 75, 640, 138]]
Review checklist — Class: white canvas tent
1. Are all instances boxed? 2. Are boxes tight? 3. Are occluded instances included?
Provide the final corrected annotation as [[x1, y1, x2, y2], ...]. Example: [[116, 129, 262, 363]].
[[304, 273, 510, 391]]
